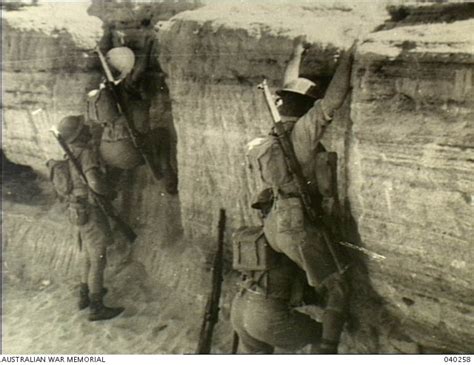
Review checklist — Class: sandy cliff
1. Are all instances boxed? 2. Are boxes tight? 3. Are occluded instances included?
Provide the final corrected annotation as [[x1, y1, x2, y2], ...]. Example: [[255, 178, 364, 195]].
[[2, 3, 103, 170], [2, 0, 473, 354], [158, 3, 474, 353], [349, 20, 474, 352]]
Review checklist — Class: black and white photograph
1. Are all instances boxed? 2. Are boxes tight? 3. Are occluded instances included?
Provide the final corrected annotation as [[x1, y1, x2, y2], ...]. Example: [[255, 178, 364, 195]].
[[1, 0, 473, 360]]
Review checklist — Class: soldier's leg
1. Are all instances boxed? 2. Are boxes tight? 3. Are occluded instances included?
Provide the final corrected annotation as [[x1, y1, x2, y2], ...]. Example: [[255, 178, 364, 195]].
[[251, 298, 322, 351], [87, 237, 107, 295], [230, 294, 274, 354], [320, 274, 348, 353], [79, 240, 91, 310], [234, 292, 322, 352], [82, 208, 123, 321]]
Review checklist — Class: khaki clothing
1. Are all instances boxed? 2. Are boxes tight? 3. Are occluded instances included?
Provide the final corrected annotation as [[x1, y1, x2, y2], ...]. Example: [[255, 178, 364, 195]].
[[231, 254, 322, 353], [69, 144, 101, 200], [68, 144, 112, 295], [252, 100, 339, 288], [246, 98, 349, 350], [231, 293, 322, 353], [291, 100, 332, 183], [237, 251, 306, 303], [263, 200, 337, 288], [79, 205, 112, 294]]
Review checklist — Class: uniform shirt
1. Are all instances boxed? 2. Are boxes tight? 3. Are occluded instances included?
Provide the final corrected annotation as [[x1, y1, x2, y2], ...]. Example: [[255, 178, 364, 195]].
[[290, 99, 332, 192], [261, 99, 337, 288]]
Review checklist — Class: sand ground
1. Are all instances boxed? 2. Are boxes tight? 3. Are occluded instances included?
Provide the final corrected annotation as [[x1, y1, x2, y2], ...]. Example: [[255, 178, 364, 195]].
[[2, 278, 203, 354]]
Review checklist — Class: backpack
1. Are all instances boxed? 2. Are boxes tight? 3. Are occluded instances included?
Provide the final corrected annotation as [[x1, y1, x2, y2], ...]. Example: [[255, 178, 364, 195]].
[[246, 135, 292, 188], [46, 158, 91, 226], [46, 159, 72, 199]]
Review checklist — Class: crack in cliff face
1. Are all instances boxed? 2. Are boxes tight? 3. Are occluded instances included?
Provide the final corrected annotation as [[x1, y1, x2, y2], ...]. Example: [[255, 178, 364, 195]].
[[383, 2, 474, 30]]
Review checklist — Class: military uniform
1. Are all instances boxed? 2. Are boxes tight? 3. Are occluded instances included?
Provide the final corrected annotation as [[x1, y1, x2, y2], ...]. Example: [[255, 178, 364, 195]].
[[241, 34, 355, 351], [231, 232, 323, 353], [68, 144, 113, 296], [259, 101, 340, 287], [54, 115, 124, 321], [246, 99, 348, 353]]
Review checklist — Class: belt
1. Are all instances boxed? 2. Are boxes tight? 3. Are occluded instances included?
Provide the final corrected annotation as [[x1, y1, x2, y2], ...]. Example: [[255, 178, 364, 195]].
[[238, 278, 291, 302]]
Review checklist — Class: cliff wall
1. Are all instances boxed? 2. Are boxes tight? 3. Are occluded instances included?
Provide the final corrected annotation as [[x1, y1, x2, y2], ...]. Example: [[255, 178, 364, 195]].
[[158, 3, 474, 353], [2, 1, 473, 354], [2, 3, 103, 170], [350, 20, 474, 352]]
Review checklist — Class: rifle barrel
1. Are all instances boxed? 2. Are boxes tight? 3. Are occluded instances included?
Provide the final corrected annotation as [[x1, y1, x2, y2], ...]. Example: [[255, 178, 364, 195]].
[[196, 209, 226, 354]]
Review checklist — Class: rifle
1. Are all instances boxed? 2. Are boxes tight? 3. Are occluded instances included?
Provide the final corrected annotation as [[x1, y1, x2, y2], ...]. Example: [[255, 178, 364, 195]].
[[95, 46, 161, 181], [50, 128, 137, 243], [196, 209, 226, 354], [257, 79, 345, 275]]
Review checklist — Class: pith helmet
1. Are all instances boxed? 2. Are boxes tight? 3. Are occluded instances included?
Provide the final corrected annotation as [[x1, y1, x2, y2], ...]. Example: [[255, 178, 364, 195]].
[[106, 47, 135, 79], [58, 115, 85, 143], [276, 77, 321, 100]]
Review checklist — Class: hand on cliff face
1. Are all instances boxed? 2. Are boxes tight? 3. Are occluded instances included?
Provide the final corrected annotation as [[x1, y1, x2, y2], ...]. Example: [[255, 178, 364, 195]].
[[293, 35, 310, 56], [321, 41, 356, 115], [333, 40, 358, 64]]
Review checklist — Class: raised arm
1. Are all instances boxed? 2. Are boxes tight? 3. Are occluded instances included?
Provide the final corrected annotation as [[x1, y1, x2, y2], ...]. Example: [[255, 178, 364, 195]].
[[282, 36, 309, 87], [321, 43, 356, 119], [291, 42, 356, 169], [80, 149, 114, 198]]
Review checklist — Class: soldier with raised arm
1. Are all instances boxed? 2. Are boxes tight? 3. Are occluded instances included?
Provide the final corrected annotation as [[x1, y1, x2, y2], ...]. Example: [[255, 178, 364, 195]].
[[231, 37, 355, 353]]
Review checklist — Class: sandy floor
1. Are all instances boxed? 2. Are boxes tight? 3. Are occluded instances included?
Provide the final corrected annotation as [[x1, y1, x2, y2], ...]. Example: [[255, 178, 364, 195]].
[[2, 278, 204, 354]]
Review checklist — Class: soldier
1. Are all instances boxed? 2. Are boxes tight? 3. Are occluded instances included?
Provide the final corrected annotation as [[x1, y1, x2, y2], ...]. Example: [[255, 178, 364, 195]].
[[50, 115, 124, 321], [89, 42, 178, 194], [231, 37, 355, 353]]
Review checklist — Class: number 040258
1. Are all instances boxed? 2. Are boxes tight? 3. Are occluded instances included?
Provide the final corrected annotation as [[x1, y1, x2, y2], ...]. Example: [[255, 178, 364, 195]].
[[444, 356, 471, 363]]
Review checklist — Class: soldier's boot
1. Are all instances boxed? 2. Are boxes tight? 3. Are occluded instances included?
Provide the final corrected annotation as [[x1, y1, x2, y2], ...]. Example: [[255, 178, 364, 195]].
[[88, 293, 124, 321], [78, 285, 108, 310], [319, 309, 345, 354]]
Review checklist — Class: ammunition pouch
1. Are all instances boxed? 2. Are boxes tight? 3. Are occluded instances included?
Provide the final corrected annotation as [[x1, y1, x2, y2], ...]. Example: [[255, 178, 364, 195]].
[[67, 199, 89, 226], [232, 226, 278, 272]]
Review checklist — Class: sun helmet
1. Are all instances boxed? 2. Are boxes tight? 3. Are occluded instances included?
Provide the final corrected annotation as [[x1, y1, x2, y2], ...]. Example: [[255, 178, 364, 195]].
[[105, 47, 135, 79], [57, 115, 85, 143], [276, 77, 321, 100]]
